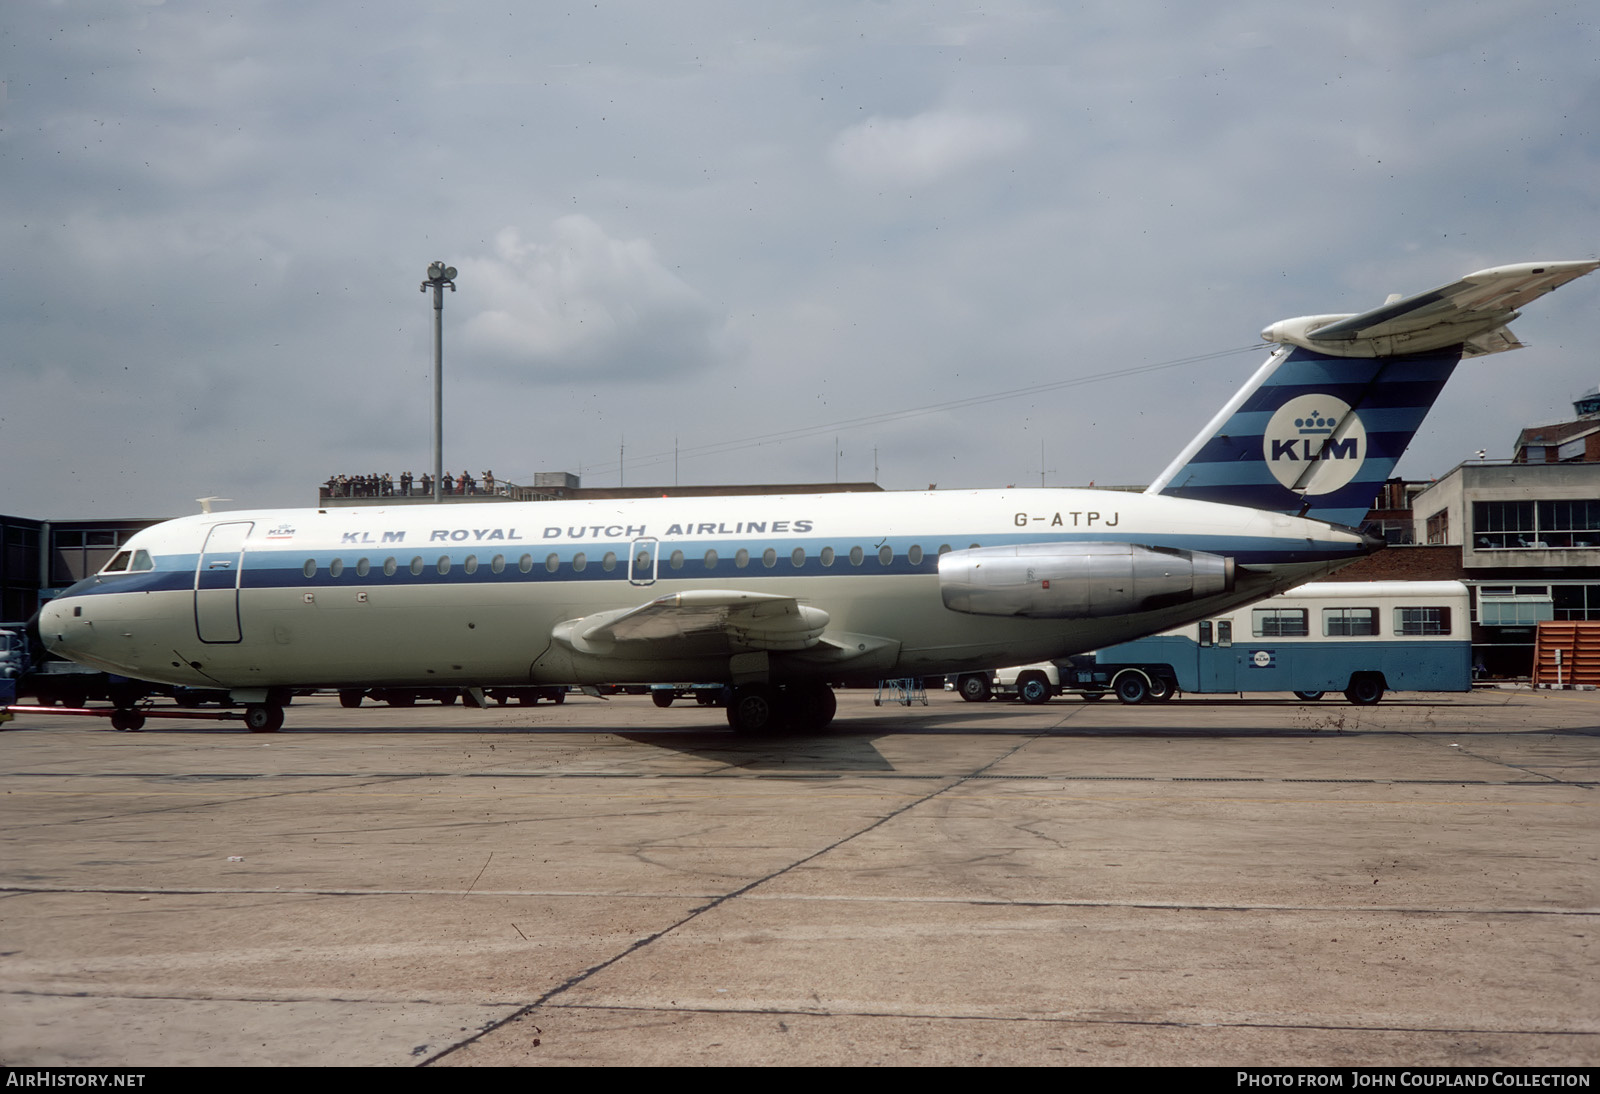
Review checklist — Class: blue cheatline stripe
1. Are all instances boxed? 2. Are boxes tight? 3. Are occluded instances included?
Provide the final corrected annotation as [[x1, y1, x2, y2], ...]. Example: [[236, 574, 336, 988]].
[[56, 530, 1371, 601]]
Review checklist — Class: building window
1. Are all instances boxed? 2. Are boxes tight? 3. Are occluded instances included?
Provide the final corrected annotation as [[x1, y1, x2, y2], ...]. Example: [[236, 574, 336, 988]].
[[1425, 509, 1449, 545], [1553, 585, 1600, 621], [1477, 587, 1553, 626], [1473, 500, 1600, 549]]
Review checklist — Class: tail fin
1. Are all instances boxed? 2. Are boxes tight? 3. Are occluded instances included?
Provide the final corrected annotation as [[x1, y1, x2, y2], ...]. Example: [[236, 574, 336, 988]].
[[1148, 260, 1598, 527]]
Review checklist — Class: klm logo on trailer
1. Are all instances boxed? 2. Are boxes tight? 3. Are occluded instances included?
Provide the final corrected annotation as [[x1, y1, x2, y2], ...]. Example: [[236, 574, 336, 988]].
[[1262, 395, 1367, 495]]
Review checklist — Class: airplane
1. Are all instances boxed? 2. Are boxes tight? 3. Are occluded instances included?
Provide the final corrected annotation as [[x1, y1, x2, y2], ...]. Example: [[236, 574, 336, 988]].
[[36, 259, 1598, 734]]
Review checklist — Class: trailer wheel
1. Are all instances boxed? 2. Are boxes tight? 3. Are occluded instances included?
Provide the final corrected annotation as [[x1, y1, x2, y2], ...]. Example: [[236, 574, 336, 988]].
[[1293, 690, 1325, 701], [1147, 676, 1175, 702], [1344, 676, 1385, 705], [957, 674, 992, 703]]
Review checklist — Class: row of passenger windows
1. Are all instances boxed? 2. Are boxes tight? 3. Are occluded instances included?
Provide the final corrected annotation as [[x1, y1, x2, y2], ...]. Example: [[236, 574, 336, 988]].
[[299, 543, 973, 579], [1250, 606, 1453, 638]]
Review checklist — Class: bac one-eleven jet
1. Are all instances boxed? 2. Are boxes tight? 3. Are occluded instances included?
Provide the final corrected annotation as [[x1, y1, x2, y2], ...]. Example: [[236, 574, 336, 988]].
[[38, 260, 1598, 733]]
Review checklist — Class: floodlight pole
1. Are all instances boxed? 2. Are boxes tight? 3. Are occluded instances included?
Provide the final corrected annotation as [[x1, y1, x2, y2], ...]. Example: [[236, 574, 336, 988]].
[[420, 261, 457, 503]]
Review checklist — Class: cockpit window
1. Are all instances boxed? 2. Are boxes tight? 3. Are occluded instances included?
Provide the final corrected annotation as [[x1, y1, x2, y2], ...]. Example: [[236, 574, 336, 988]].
[[103, 552, 131, 573], [131, 550, 153, 571]]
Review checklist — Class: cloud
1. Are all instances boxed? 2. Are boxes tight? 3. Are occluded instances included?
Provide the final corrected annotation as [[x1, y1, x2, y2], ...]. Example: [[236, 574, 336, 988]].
[[827, 109, 1029, 186], [460, 217, 734, 381]]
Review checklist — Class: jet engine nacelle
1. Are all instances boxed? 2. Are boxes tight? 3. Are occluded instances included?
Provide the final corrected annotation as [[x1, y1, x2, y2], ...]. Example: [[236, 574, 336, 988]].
[[938, 542, 1234, 619]]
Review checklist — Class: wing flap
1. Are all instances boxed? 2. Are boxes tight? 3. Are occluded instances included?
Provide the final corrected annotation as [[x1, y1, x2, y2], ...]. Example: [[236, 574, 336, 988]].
[[560, 589, 831, 660]]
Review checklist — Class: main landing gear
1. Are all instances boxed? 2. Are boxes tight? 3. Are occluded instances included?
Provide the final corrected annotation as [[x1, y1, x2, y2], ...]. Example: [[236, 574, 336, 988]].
[[726, 681, 838, 735]]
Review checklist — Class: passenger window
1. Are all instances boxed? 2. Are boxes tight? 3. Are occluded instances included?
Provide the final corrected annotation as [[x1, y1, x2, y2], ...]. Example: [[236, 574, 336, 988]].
[[908, 545, 923, 565], [791, 547, 805, 567], [670, 550, 684, 570], [410, 557, 424, 576], [849, 546, 864, 566], [464, 555, 478, 575], [762, 548, 777, 568], [736, 549, 750, 569], [490, 554, 505, 574], [820, 547, 835, 567], [303, 559, 318, 578], [330, 559, 345, 578], [1395, 607, 1450, 636], [1323, 607, 1377, 636], [878, 545, 893, 566], [572, 552, 587, 572], [704, 549, 718, 570], [437, 556, 451, 575], [383, 557, 397, 576], [518, 554, 533, 573], [547, 553, 560, 573], [1252, 608, 1307, 637], [602, 552, 617, 572], [356, 558, 371, 577]]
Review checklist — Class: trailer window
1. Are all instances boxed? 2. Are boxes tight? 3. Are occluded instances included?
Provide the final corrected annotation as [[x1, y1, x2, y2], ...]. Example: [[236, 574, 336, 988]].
[[1323, 607, 1377, 637], [1395, 607, 1451, 636], [1252, 608, 1307, 637]]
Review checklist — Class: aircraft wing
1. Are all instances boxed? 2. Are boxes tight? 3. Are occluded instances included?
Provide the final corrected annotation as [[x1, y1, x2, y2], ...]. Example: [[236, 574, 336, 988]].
[[1298, 260, 1599, 357], [556, 589, 831, 660]]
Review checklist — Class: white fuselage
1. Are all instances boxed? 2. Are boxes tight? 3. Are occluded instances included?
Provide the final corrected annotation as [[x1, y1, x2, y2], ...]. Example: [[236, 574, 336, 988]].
[[39, 488, 1370, 692]]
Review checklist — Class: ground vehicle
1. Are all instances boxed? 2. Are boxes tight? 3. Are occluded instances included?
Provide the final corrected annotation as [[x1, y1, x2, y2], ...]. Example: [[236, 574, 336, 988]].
[[648, 683, 729, 707], [1070, 581, 1471, 704], [962, 582, 1471, 705]]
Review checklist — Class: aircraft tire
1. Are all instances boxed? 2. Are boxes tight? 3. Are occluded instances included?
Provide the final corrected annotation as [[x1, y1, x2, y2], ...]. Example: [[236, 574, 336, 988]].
[[339, 689, 364, 708], [1017, 674, 1052, 705], [1293, 690, 1325, 701], [728, 684, 781, 735], [1344, 676, 1385, 705], [110, 709, 144, 732], [788, 681, 837, 732], [244, 704, 283, 733], [651, 691, 674, 708], [550, 690, 565, 704], [1114, 673, 1149, 705], [958, 674, 992, 703]]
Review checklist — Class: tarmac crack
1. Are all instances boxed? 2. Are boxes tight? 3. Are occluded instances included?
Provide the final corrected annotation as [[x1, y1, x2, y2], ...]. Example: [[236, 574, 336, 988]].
[[417, 734, 1044, 1066]]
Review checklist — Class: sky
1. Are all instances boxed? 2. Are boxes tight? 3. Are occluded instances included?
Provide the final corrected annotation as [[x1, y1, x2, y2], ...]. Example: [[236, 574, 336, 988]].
[[4, 0, 1597, 520]]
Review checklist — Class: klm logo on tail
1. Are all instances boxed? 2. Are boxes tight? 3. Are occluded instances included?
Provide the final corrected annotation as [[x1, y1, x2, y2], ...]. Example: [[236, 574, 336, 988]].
[[1262, 395, 1367, 495], [1146, 259, 1599, 528]]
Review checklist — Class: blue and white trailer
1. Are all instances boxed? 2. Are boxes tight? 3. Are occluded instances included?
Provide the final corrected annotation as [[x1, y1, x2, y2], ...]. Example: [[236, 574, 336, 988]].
[[1062, 581, 1471, 705]]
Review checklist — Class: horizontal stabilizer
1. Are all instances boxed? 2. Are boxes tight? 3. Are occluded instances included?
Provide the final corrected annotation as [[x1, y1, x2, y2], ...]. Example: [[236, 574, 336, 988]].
[[1263, 260, 1598, 358]]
